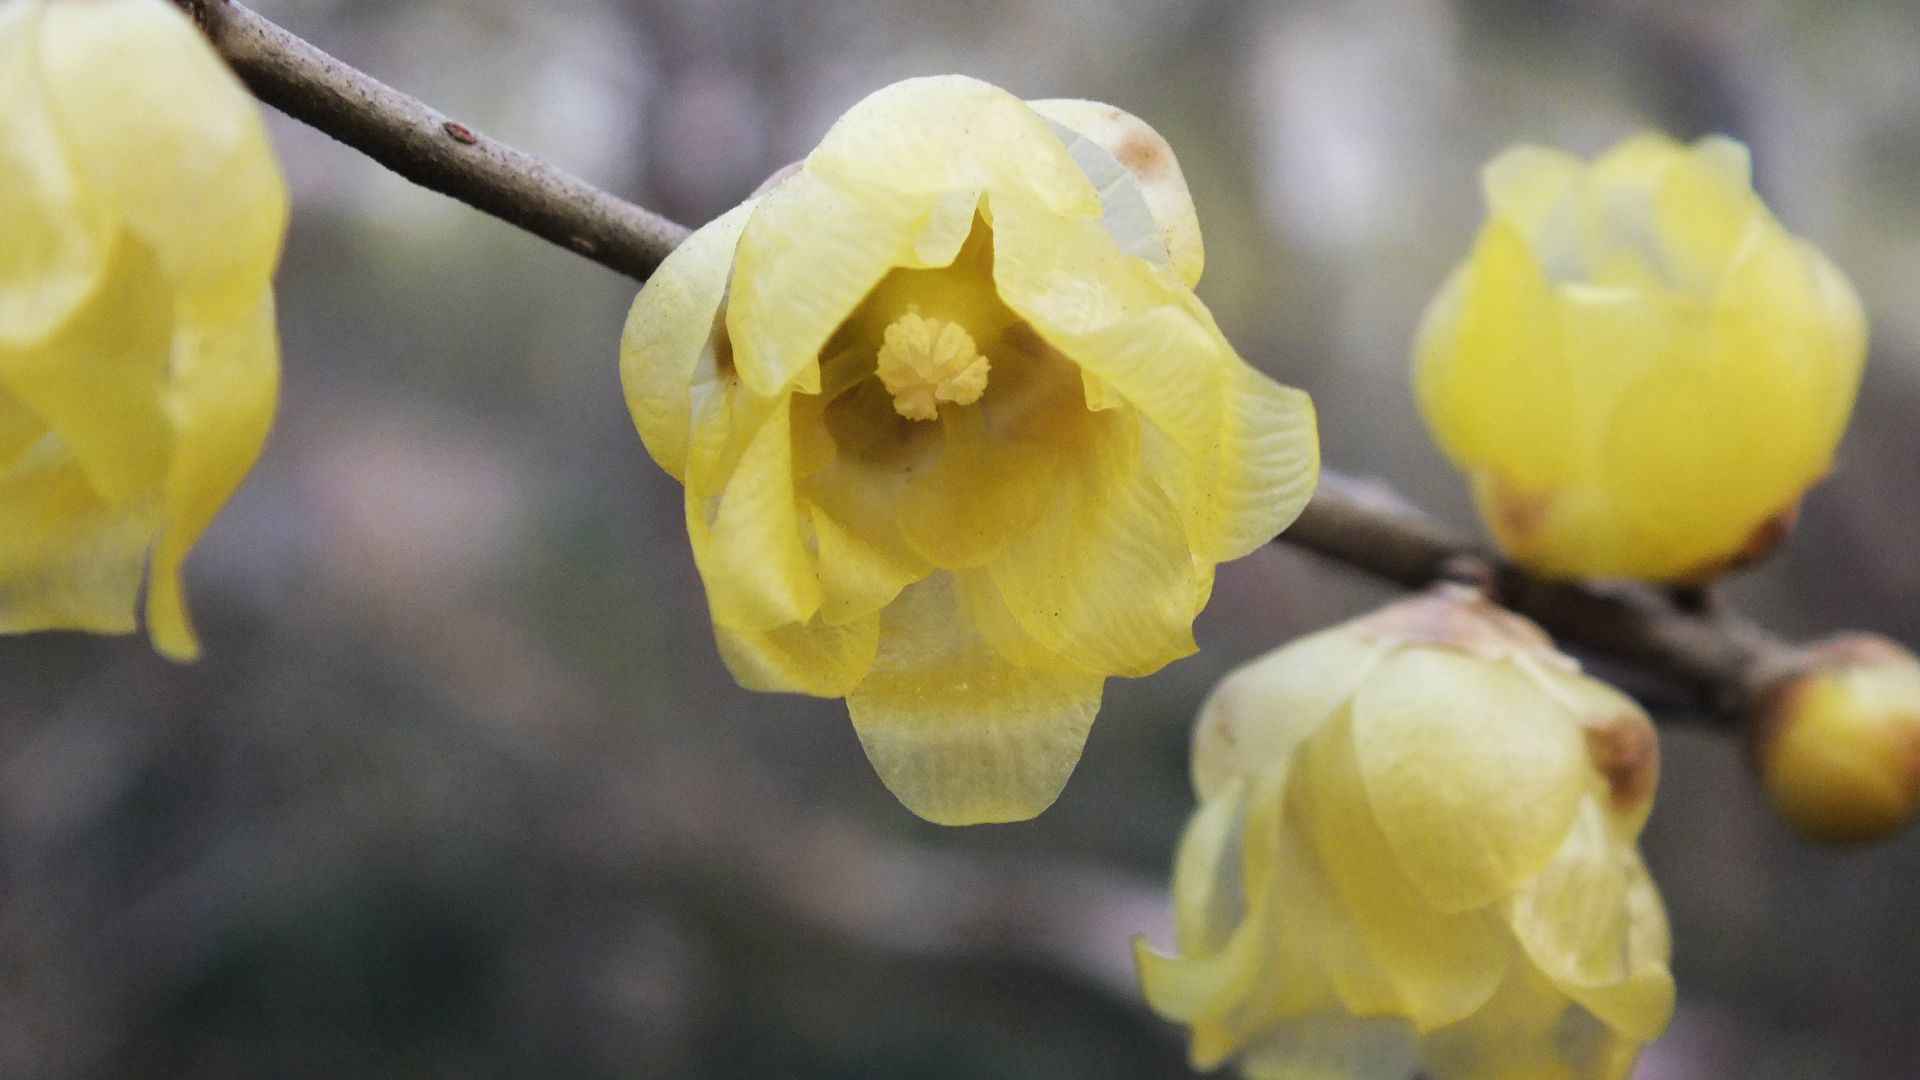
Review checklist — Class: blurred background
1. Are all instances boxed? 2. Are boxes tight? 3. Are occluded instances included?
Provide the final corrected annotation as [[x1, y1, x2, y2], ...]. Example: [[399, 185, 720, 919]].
[[5, 0, 1920, 1076]]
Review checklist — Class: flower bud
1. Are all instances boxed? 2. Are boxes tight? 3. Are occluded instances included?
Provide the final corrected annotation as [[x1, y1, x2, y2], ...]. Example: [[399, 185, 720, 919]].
[[1140, 586, 1673, 1080], [1752, 635, 1920, 844], [1414, 133, 1865, 583]]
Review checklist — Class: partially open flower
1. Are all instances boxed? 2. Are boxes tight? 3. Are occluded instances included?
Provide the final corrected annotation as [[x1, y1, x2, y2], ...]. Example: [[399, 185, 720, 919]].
[[621, 76, 1318, 825], [1752, 634, 1920, 844], [1415, 133, 1865, 582], [1139, 587, 1673, 1079], [1, 0, 286, 659]]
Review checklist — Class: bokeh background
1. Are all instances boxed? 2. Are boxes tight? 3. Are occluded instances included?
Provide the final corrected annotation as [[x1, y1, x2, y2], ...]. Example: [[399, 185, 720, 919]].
[[6, 1, 1919, 1076]]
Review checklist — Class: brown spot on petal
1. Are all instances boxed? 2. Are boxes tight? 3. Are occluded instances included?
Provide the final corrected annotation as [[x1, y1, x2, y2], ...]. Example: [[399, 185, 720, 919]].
[[1587, 718, 1659, 812], [711, 328, 735, 378], [1354, 584, 1561, 662], [1491, 482, 1552, 548], [1115, 132, 1168, 179]]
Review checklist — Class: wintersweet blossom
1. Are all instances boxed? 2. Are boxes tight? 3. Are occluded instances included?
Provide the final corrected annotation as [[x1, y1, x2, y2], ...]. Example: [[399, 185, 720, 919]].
[[1, 0, 285, 659], [1754, 634, 1920, 844], [1139, 587, 1673, 1079], [1415, 133, 1865, 582], [621, 76, 1319, 825]]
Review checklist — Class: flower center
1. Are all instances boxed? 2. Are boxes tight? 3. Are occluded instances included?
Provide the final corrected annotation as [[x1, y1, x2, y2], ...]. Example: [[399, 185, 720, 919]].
[[874, 312, 991, 421]]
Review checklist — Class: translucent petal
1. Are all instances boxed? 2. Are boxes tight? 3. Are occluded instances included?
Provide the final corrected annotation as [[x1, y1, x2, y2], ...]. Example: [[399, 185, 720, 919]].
[[1171, 775, 1250, 956], [0, 0, 109, 348], [806, 499, 923, 626], [0, 233, 172, 503], [683, 390, 820, 633], [846, 573, 1102, 825], [991, 192, 1317, 562], [1190, 624, 1394, 800], [1422, 963, 1645, 1080], [713, 613, 879, 698], [145, 292, 279, 661], [1238, 1014, 1420, 1080], [808, 76, 1098, 218], [1297, 709, 1511, 1030], [39, 0, 287, 323], [1349, 648, 1588, 913], [1480, 144, 1584, 243], [1028, 97, 1206, 287], [0, 435, 154, 635], [989, 407, 1204, 678], [727, 174, 978, 397], [620, 200, 756, 481], [1506, 799, 1675, 1041]]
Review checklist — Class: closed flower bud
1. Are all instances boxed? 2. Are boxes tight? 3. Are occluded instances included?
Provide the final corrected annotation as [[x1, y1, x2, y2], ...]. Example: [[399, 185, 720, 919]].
[[620, 76, 1319, 825], [1752, 635, 1920, 844], [1139, 586, 1673, 1080], [1, 0, 286, 659], [1415, 133, 1865, 583]]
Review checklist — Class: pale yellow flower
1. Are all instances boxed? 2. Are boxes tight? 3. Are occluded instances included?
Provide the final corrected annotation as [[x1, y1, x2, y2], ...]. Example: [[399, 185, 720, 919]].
[[1138, 587, 1673, 1079], [1, 0, 285, 659], [1415, 133, 1865, 582], [621, 77, 1319, 825], [1754, 634, 1920, 844]]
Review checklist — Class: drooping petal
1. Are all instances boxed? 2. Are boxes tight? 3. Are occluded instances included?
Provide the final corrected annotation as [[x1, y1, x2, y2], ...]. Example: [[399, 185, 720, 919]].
[[1421, 962, 1643, 1080], [1237, 1014, 1421, 1080], [1349, 648, 1589, 913], [713, 613, 879, 698], [0, 234, 173, 505], [808, 76, 1098, 219], [145, 292, 279, 661], [989, 406, 1204, 678], [845, 573, 1103, 825], [1036, 97, 1198, 286], [38, 0, 287, 323], [1296, 709, 1512, 1031], [0, 0, 110, 348], [0, 436, 155, 635], [620, 200, 757, 481], [1504, 799, 1675, 1041], [683, 389, 820, 633], [1170, 775, 1250, 956]]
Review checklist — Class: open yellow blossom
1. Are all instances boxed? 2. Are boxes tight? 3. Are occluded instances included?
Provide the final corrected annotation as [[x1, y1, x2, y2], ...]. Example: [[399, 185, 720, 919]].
[[620, 76, 1319, 825], [1138, 587, 1673, 1079], [1, 0, 285, 660], [1415, 133, 1866, 582], [1753, 634, 1920, 844]]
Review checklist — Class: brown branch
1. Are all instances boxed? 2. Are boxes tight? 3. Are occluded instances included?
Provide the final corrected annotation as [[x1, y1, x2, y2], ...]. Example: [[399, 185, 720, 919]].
[[174, 1, 1810, 730], [174, 0, 691, 280]]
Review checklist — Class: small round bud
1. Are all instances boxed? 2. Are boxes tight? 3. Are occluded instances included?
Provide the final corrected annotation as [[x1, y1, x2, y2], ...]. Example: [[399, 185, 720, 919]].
[[1751, 635, 1920, 844]]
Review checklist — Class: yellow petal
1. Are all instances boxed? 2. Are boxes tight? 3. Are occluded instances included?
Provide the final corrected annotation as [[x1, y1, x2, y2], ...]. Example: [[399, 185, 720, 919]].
[[1297, 709, 1511, 1030], [991, 192, 1317, 562], [1190, 624, 1394, 800], [0, 0, 110, 348], [1170, 775, 1250, 956], [989, 407, 1204, 678], [1480, 144, 1584, 244], [1505, 799, 1675, 1041], [39, 0, 287, 323], [684, 389, 820, 632], [1421, 962, 1644, 1080], [726, 174, 979, 397], [1348, 648, 1589, 913], [845, 572, 1102, 825], [0, 232, 173, 503], [805, 499, 923, 625], [713, 613, 879, 698], [146, 292, 280, 661], [808, 76, 1098, 218], [1237, 1015, 1420, 1080], [1028, 97, 1206, 287], [0, 435, 155, 635], [620, 200, 757, 481]]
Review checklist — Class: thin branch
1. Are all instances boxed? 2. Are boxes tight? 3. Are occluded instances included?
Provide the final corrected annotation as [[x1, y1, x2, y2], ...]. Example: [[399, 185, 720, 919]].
[[175, 1, 1808, 729], [176, 0, 691, 280]]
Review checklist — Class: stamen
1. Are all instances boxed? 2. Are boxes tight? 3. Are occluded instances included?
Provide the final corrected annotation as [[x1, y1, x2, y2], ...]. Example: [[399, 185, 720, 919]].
[[875, 312, 990, 421]]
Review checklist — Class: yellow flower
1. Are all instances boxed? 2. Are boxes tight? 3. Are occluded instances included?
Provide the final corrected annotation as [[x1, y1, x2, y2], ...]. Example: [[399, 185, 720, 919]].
[[620, 77, 1318, 825], [1753, 634, 1920, 844], [1, 0, 285, 660], [1415, 133, 1866, 582], [1138, 587, 1673, 1080]]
